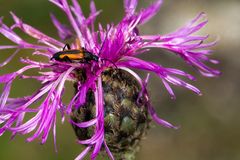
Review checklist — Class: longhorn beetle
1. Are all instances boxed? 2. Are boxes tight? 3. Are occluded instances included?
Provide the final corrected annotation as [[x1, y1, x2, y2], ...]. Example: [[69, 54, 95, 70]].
[[51, 27, 117, 67], [51, 43, 99, 64]]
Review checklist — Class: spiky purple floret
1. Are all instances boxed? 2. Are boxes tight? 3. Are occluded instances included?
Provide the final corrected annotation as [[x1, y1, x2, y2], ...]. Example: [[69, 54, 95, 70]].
[[0, 0, 219, 159]]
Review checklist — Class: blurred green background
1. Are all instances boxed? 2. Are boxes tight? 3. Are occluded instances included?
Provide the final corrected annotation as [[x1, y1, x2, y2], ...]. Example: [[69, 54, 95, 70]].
[[0, 0, 239, 160]]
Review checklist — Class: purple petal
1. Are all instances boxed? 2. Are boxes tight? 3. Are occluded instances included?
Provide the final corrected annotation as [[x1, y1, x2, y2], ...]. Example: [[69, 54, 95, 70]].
[[90, 77, 104, 159], [117, 56, 201, 96], [91, 137, 103, 160], [74, 146, 92, 160], [53, 116, 58, 152], [50, 13, 73, 40], [141, 13, 220, 77], [138, 0, 163, 25], [0, 49, 20, 68], [103, 140, 115, 160], [0, 82, 12, 109], [162, 79, 176, 99], [0, 73, 16, 83], [0, 19, 53, 50], [49, 0, 64, 9], [71, 0, 86, 24], [148, 104, 179, 129], [0, 45, 18, 50], [124, 0, 138, 16], [53, 0, 85, 47], [10, 12, 64, 47], [0, 24, 24, 45], [70, 119, 97, 128]]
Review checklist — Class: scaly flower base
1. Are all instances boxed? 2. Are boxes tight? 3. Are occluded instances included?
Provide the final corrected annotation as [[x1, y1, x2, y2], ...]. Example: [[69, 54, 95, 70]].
[[71, 68, 151, 160]]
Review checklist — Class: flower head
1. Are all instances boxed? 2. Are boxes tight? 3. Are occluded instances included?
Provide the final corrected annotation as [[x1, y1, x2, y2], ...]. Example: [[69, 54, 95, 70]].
[[0, 0, 220, 159]]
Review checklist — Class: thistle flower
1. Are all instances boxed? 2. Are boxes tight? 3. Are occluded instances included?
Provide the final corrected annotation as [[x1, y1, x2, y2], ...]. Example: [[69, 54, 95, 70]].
[[0, 0, 220, 160]]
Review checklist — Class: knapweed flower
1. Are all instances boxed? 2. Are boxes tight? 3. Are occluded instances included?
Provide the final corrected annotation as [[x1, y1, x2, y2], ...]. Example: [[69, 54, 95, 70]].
[[0, 0, 220, 159]]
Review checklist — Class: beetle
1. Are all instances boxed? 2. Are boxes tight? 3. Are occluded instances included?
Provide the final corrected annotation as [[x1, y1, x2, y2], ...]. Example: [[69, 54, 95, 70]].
[[51, 44, 116, 68], [51, 27, 117, 67], [51, 43, 99, 64]]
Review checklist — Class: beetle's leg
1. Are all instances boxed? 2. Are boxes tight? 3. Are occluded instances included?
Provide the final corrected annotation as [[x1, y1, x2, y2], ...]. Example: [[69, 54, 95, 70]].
[[63, 44, 71, 51], [63, 56, 72, 63], [78, 59, 85, 64], [85, 59, 92, 64]]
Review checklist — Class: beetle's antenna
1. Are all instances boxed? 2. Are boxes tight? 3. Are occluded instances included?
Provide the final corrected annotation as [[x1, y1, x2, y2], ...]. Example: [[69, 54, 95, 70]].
[[63, 44, 71, 51], [98, 25, 112, 56]]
